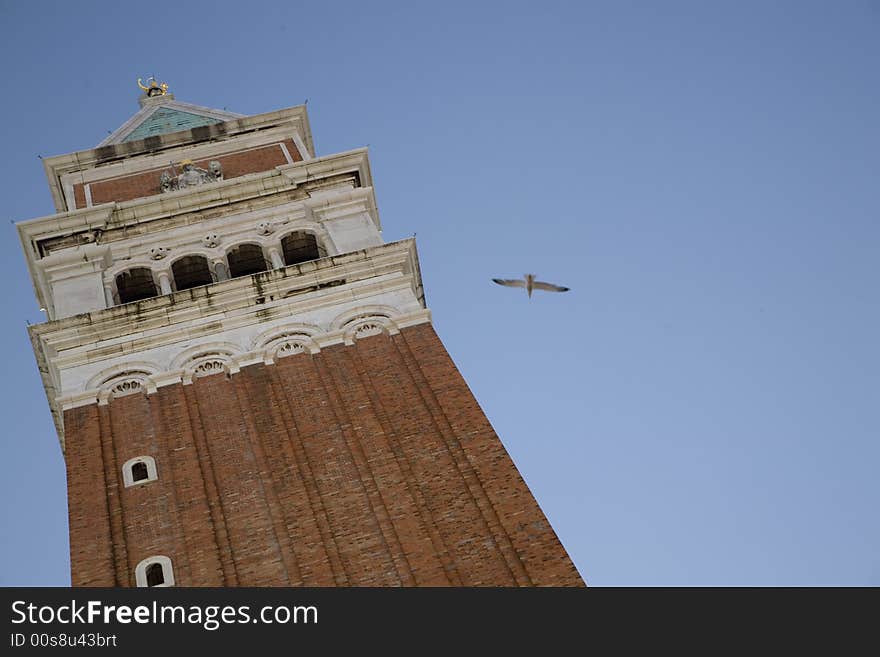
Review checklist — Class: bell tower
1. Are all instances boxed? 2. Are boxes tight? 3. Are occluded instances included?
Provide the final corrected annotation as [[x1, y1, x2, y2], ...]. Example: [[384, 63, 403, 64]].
[[17, 81, 584, 587]]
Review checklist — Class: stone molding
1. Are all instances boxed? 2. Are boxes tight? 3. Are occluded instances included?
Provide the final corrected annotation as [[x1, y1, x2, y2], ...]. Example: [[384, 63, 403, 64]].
[[29, 239, 429, 448], [20, 148, 373, 247], [46, 242, 418, 368], [52, 306, 431, 454], [62, 128, 303, 210], [43, 105, 314, 213], [18, 151, 378, 319], [57, 307, 429, 411]]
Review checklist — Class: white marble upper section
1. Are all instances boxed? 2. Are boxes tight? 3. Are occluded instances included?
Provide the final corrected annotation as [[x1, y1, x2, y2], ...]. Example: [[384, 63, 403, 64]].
[[19, 149, 380, 320], [16, 100, 428, 448]]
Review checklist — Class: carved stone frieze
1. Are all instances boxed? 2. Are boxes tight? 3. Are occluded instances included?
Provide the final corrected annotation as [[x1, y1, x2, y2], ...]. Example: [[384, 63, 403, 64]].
[[110, 379, 142, 396], [159, 160, 223, 193], [355, 323, 383, 338], [276, 341, 305, 357], [193, 359, 226, 378]]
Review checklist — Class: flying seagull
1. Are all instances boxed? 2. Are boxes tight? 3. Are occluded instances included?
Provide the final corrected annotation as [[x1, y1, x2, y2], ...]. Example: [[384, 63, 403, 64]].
[[492, 274, 570, 298]]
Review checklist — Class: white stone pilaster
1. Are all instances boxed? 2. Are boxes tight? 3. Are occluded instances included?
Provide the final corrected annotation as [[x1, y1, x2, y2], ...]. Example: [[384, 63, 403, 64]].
[[267, 247, 285, 270], [157, 272, 173, 296], [40, 245, 113, 319], [212, 260, 229, 281]]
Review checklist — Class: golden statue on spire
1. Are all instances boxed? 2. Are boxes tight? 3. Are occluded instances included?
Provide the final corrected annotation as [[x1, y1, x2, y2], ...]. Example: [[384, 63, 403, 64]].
[[137, 76, 169, 97]]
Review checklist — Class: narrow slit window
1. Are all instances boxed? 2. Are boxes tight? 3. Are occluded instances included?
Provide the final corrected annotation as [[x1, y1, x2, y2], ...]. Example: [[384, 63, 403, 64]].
[[130, 461, 149, 483], [145, 563, 165, 587]]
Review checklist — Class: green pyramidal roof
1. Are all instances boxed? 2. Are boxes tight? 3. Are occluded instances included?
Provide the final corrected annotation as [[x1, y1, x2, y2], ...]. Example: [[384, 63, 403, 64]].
[[98, 96, 245, 146], [123, 107, 223, 141]]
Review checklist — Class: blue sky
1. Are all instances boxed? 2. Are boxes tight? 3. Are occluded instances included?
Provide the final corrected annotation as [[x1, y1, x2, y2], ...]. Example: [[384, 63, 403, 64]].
[[0, 0, 877, 586]]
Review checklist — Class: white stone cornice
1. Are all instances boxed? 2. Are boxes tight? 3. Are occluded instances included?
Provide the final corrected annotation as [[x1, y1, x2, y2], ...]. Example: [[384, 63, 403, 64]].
[[57, 390, 100, 412], [22, 149, 373, 242], [48, 269, 417, 367], [393, 308, 432, 329], [305, 186, 380, 230], [18, 205, 116, 315], [31, 239, 430, 448], [16, 203, 115, 242], [51, 302, 428, 448], [278, 147, 373, 190], [32, 239, 422, 357], [151, 370, 184, 389], [40, 244, 113, 281]]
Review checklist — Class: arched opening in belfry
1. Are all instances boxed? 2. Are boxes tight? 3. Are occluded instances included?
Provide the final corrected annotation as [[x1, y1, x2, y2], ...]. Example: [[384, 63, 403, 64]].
[[227, 243, 268, 278], [115, 268, 158, 304], [145, 563, 165, 587], [131, 461, 149, 483], [172, 255, 213, 291], [282, 232, 325, 266]]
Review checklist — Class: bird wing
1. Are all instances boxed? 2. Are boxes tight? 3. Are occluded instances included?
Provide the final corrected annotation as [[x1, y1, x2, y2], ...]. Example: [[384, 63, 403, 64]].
[[492, 278, 526, 288], [532, 281, 570, 293]]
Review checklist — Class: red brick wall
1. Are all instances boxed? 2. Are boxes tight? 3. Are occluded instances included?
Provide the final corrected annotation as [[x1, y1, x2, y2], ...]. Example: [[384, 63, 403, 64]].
[[72, 139, 302, 208], [63, 324, 584, 587]]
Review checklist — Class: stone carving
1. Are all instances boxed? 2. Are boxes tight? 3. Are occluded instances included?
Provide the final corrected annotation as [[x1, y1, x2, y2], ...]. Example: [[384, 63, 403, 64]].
[[355, 323, 383, 338], [159, 171, 175, 193], [257, 221, 274, 236], [110, 379, 142, 397], [159, 159, 223, 194], [178, 161, 216, 189], [149, 246, 169, 260], [193, 360, 226, 378], [276, 341, 305, 357], [203, 233, 220, 248]]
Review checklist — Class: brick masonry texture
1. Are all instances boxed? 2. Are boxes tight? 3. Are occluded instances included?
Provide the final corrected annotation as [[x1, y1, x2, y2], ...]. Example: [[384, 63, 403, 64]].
[[63, 324, 585, 587], [73, 139, 302, 208]]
